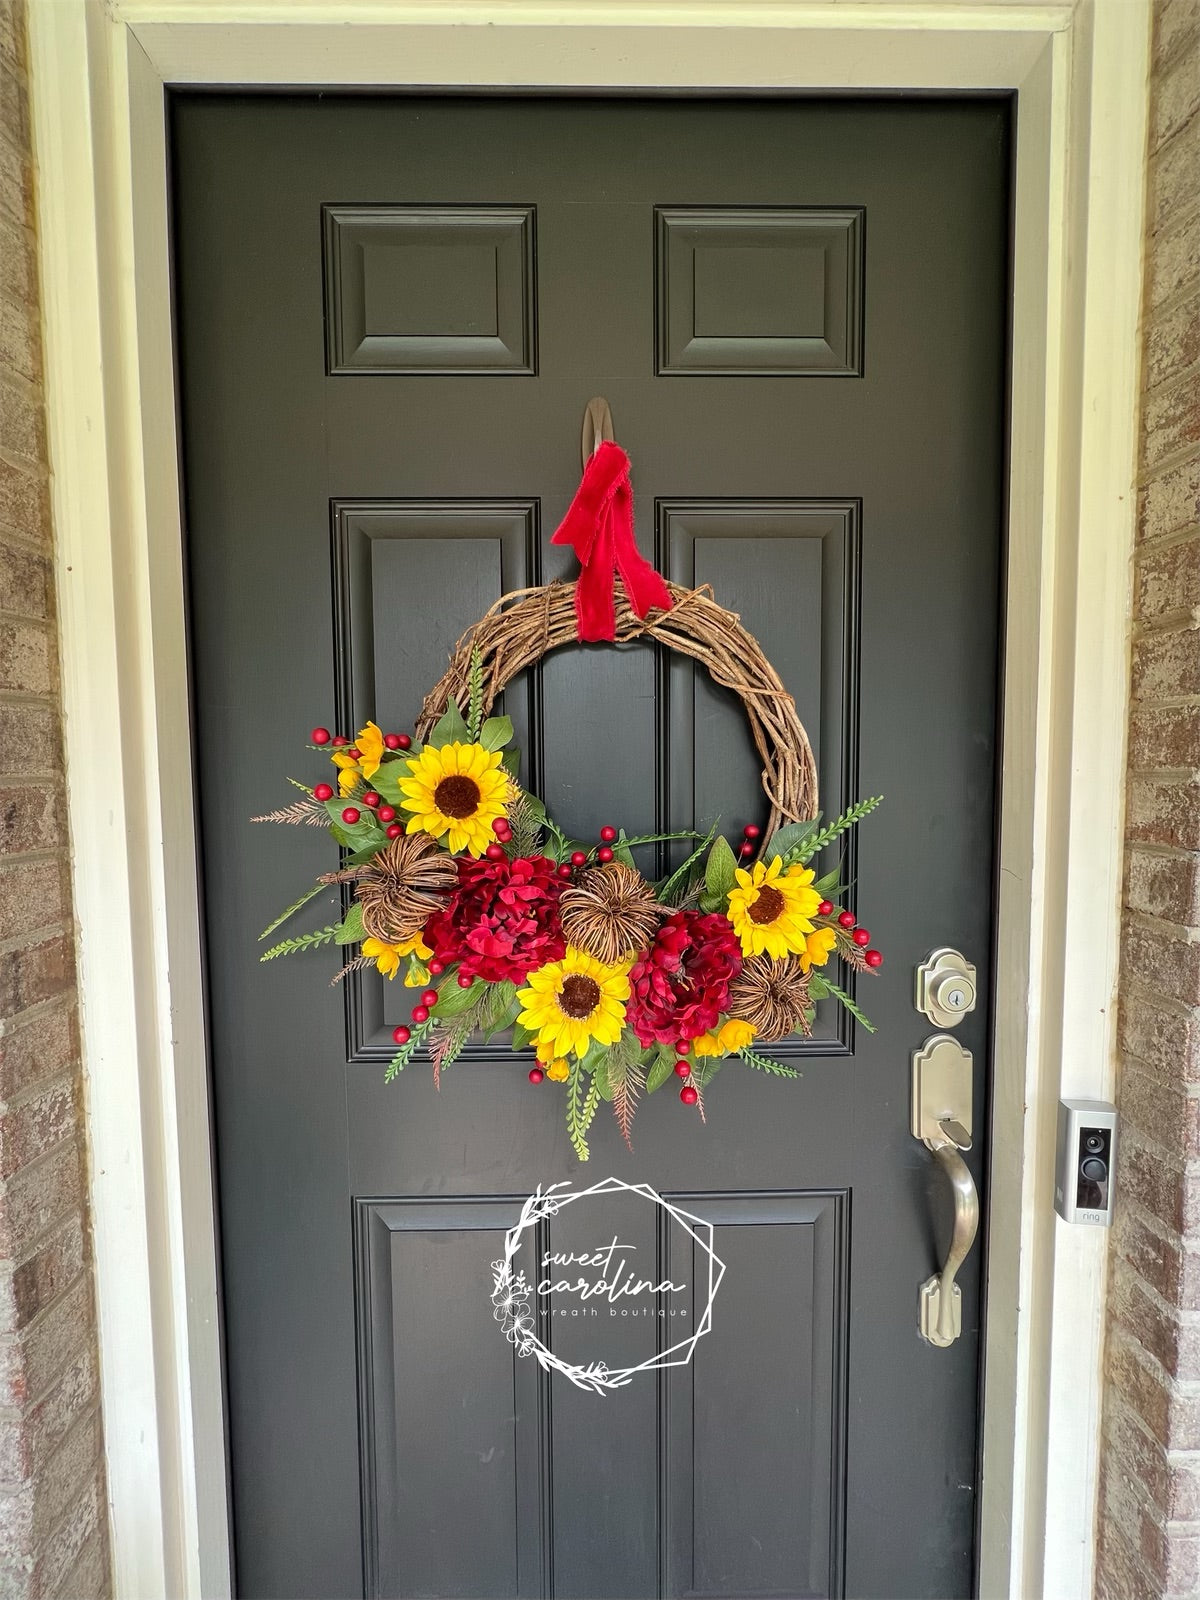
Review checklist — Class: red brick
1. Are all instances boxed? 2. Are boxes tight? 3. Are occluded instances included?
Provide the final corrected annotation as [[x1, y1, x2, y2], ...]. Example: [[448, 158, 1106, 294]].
[[0, 1463, 104, 1600], [0, 1273, 93, 1408], [0, 1215, 85, 1334], [1147, 288, 1200, 390], [1144, 368, 1200, 473], [1148, 209, 1200, 314], [0, 1008, 75, 1103], [0, 542, 50, 616], [1129, 774, 1200, 850], [0, 621, 53, 698], [1105, 1400, 1174, 1518], [0, 211, 32, 307], [1116, 1205, 1197, 1309], [1132, 627, 1200, 703], [53, 1524, 108, 1600], [1153, 45, 1200, 155], [0, 1409, 102, 1556], [1123, 915, 1200, 1005], [1136, 534, 1200, 625], [1119, 983, 1200, 1081], [1121, 1063, 1200, 1164], [0, 124, 33, 231], [0, 936, 74, 1022], [1155, 0, 1200, 75], [1106, 1324, 1200, 1448], [1151, 105, 1200, 238], [0, 1075, 77, 1182], [0, 857, 68, 942], [1131, 703, 1200, 771], [1098, 1501, 1167, 1600], [0, 293, 40, 389], [0, 788, 64, 856], [1126, 847, 1200, 925], [0, 1138, 82, 1260], [0, 1, 21, 69], [0, 1343, 97, 1484], [0, 702, 59, 778], [0, 456, 49, 546], [1139, 452, 1200, 541]]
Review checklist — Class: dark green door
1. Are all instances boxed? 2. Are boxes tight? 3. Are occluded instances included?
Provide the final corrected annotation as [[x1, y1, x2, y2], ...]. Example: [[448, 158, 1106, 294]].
[[172, 95, 1007, 1600]]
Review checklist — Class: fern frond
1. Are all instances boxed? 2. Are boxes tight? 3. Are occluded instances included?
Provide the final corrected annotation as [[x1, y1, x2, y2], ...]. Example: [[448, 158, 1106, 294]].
[[736, 1047, 801, 1078], [611, 1057, 645, 1151], [330, 954, 373, 986], [385, 1018, 433, 1081], [567, 1061, 601, 1162], [259, 881, 329, 941], [793, 796, 883, 864], [655, 819, 719, 907], [251, 800, 329, 827], [430, 1018, 473, 1089], [503, 791, 544, 856], [818, 978, 876, 1033], [259, 924, 340, 961]]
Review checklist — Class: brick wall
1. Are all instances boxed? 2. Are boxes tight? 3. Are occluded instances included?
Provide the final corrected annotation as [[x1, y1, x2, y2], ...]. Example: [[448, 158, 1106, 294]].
[[1096, 3, 1200, 1598], [0, 2, 110, 1596]]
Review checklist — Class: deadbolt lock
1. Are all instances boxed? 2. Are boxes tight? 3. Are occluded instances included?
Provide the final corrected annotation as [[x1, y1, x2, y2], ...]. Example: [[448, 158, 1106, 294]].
[[916, 948, 977, 1028]]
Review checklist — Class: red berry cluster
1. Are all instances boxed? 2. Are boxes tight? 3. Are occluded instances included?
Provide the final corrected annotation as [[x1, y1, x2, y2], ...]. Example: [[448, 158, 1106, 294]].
[[738, 823, 761, 859], [675, 1042, 699, 1106], [485, 814, 513, 861], [828, 906, 882, 968], [311, 725, 412, 752]]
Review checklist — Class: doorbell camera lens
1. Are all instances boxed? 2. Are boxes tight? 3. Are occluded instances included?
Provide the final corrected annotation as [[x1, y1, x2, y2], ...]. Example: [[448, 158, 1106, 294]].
[[1084, 1132, 1104, 1154], [1080, 1156, 1107, 1182]]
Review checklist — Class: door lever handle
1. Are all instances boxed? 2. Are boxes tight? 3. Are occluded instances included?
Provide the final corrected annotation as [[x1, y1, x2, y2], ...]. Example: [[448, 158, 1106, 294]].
[[911, 1035, 980, 1347]]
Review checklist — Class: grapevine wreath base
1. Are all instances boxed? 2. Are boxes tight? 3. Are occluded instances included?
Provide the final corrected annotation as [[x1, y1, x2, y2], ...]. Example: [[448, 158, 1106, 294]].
[[255, 443, 881, 1160]]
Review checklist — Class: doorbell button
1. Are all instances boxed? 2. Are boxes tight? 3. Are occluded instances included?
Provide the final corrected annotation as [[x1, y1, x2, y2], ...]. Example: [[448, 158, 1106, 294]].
[[916, 949, 978, 1028], [1054, 1098, 1118, 1226]]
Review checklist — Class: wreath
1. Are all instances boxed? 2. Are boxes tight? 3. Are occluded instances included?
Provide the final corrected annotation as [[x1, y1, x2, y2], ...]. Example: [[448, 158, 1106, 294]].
[[256, 442, 882, 1159]]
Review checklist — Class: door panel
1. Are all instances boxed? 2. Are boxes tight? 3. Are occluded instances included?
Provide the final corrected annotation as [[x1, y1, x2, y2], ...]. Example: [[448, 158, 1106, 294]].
[[172, 95, 1008, 1599]]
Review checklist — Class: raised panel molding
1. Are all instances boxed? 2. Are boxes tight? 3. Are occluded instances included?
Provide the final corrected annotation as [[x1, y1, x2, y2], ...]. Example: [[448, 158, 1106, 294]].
[[323, 205, 537, 374], [657, 499, 861, 1055], [331, 501, 540, 1061], [655, 207, 864, 376]]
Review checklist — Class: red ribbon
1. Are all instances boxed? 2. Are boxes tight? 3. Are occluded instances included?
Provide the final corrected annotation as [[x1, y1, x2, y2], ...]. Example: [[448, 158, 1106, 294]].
[[550, 441, 673, 642]]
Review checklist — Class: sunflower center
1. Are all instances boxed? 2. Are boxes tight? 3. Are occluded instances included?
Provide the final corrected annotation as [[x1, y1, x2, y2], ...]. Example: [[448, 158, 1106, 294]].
[[433, 774, 481, 819], [748, 885, 785, 926], [558, 974, 601, 1019]]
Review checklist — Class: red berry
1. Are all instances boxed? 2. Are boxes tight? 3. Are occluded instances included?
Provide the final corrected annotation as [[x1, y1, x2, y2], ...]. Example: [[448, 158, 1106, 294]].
[[673, 1060, 691, 1078], [341, 807, 360, 825], [348, 747, 361, 760], [383, 733, 402, 750], [492, 817, 509, 836], [528, 1067, 545, 1084], [397, 734, 412, 750], [411, 1004, 429, 1024], [570, 850, 587, 867], [332, 735, 349, 747], [599, 825, 617, 843], [676, 1040, 690, 1056], [865, 949, 883, 968], [743, 823, 761, 839], [421, 989, 438, 1008], [485, 842, 505, 861], [311, 727, 331, 745], [377, 805, 395, 822], [385, 823, 403, 839], [362, 791, 380, 809], [680, 1085, 699, 1106], [557, 863, 572, 879], [853, 927, 871, 947], [457, 973, 474, 988], [838, 911, 856, 928], [818, 900, 833, 916], [739, 842, 754, 857], [428, 960, 444, 975], [313, 782, 334, 802], [597, 846, 614, 863], [392, 1024, 410, 1045]]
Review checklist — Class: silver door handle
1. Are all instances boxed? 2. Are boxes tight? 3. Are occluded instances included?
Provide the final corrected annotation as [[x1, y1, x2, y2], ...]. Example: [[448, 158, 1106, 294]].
[[919, 1126, 980, 1346], [911, 1035, 980, 1347]]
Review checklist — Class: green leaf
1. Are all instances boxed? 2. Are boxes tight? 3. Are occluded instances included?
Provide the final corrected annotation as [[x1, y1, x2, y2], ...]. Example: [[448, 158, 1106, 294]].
[[656, 819, 719, 906], [335, 901, 364, 946], [371, 765, 408, 806], [737, 1046, 800, 1078], [813, 867, 842, 895], [260, 923, 341, 962], [258, 881, 328, 941], [612, 828, 636, 870], [794, 796, 884, 864], [428, 699, 470, 748], [324, 797, 385, 851], [704, 835, 738, 906], [511, 1018, 535, 1050], [592, 1059, 615, 1100], [385, 1018, 433, 1082], [502, 746, 522, 780], [476, 980, 519, 1042], [765, 818, 819, 862], [434, 976, 486, 1018], [645, 1045, 676, 1095], [819, 978, 877, 1033], [478, 715, 513, 752], [566, 1061, 601, 1162]]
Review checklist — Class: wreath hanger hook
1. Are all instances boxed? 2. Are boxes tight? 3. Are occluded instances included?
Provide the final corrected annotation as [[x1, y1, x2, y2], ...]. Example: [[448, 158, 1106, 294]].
[[580, 396, 615, 471]]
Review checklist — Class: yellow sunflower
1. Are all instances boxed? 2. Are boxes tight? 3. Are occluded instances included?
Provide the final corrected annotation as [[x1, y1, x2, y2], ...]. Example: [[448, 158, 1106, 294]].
[[693, 1017, 758, 1058], [362, 930, 432, 980], [517, 947, 630, 1060], [799, 925, 838, 973], [330, 720, 386, 794], [397, 741, 508, 856], [725, 856, 823, 960]]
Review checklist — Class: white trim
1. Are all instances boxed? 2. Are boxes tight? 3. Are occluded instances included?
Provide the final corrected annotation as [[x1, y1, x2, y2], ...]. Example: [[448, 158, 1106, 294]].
[[25, 3, 1149, 1596]]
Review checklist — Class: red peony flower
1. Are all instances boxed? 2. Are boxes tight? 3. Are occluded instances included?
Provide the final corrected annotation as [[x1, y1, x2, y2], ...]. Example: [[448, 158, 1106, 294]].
[[626, 910, 742, 1047], [424, 854, 566, 984]]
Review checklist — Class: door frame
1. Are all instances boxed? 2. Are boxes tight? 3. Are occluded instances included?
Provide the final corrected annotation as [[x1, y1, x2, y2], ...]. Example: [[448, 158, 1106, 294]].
[[26, 3, 1149, 1597]]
